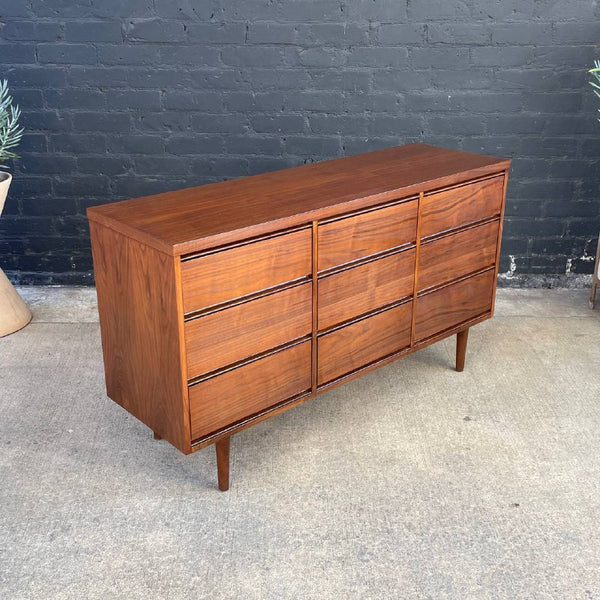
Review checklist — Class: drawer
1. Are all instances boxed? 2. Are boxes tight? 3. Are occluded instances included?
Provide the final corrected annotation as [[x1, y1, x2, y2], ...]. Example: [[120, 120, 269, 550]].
[[420, 176, 504, 239], [318, 248, 415, 331], [414, 269, 494, 341], [418, 220, 499, 291], [318, 200, 417, 271], [318, 302, 412, 385], [189, 341, 311, 440], [181, 228, 311, 313], [185, 283, 312, 379]]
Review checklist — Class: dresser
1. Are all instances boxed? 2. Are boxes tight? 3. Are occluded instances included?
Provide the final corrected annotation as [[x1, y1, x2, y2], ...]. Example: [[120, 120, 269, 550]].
[[88, 144, 510, 490]]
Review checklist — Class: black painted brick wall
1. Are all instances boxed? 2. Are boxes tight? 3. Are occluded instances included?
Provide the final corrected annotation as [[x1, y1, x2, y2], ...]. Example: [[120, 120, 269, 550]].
[[0, 0, 599, 284]]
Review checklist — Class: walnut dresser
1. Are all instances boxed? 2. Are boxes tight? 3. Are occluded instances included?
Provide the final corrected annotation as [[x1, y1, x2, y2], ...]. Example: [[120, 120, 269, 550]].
[[88, 144, 510, 491]]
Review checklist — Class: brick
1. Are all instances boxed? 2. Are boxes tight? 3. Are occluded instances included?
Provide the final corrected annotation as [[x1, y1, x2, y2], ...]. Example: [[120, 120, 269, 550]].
[[22, 111, 71, 131], [492, 23, 551, 45], [66, 21, 123, 42], [164, 91, 222, 111], [247, 23, 297, 45], [154, 0, 214, 20], [50, 134, 108, 154], [187, 23, 246, 44], [0, 43, 36, 64], [125, 19, 186, 43], [283, 135, 341, 157], [279, 1, 343, 22], [38, 43, 97, 65], [105, 90, 161, 110], [521, 93, 582, 113], [19, 134, 48, 153], [107, 135, 164, 155], [97, 45, 161, 66], [251, 115, 306, 134], [190, 114, 249, 133], [158, 46, 220, 67], [427, 23, 491, 45], [346, 0, 407, 22], [408, 0, 470, 21], [379, 24, 426, 45], [308, 114, 369, 135], [470, 46, 533, 67], [135, 156, 190, 176], [0, 21, 62, 41], [222, 47, 284, 67], [44, 89, 105, 109], [553, 22, 600, 44], [411, 47, 470, 69], [136, 111, 192, 131], [0, 0, 33, 17], [297, 48, 346, 68], [165, 135, 225, 154], [224, 135, 283, 155], [72, 112, 131, 132], [285, 91, 343, 112], [77, 156, 132, 175], [348, 47, 408, 68]]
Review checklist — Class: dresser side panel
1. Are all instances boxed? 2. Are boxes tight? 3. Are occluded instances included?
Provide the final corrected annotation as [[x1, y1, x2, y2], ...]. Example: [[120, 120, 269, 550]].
[[90, 221, 190, 453]]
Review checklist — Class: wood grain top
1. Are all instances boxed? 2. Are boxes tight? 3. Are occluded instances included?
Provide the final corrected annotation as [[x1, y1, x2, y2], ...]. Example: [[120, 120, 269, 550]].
[[87, 143, 510, 256]]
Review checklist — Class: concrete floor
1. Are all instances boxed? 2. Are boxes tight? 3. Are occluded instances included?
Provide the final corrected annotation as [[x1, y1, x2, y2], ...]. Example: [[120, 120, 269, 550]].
[[1, 287, 600, 599]]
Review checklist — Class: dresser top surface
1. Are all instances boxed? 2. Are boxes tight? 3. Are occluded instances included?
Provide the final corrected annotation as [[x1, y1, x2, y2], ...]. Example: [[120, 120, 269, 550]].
[[87, 143, 510, 256]]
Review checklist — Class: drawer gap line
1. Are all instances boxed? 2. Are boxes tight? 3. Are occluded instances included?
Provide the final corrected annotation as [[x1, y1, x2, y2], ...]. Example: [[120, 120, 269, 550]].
[[416, 265, 496, 298], [317, 295, 413, 337], [184, 277, 312, 321], [187, 336, 312, 386], [317, 242, 416, 278], [181, 223, 312, 261], [317, 194, 419, 225]]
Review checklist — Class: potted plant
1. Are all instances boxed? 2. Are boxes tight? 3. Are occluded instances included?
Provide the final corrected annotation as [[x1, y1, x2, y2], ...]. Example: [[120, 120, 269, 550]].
[[0, 78, 31, 336]]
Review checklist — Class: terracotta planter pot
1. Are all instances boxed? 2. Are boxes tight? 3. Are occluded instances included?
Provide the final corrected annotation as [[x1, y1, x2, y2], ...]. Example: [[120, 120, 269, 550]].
[[0, 171, 32, 337]]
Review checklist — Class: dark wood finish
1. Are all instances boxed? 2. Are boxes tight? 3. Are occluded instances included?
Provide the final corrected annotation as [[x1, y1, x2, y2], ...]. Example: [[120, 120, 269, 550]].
[[420, 176, 504, 239], [414, 269, 495, 342], [318, 200, 417, 271], [89, 221, 191, 454], [185, 282, 312, 379], [189, 341, 311, 439], [153, 432, 162, 440], [88, 144, 509, 256], [418, 220, 499, 291], [318, 248, 415, 330], [88, 144, 510, 490], [215, 436, 230, 492], [181, 228, 311, 313], [456, 329, 469, 372], [318, 302, 412, 385]]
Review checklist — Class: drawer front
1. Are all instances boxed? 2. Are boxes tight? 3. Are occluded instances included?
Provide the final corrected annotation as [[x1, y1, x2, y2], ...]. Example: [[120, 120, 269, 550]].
[[318, 302, 412, 385], [318, 200, 417, 271], [414, 270, 494, 341], [185, 283, 312, 378], [181, 228, 311, 313], [190, 341, 311, 439], [420, 176, 504, 239], [318, 249, 415, 331], [418, 220, 499, 291]]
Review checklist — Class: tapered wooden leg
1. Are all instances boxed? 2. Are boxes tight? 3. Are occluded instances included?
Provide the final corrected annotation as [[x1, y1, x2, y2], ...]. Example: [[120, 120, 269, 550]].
[[153, 432, 162, 440], [215, 436, 231, 491], [591, 282, 598, 310], [456, 328, 469, 372]]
